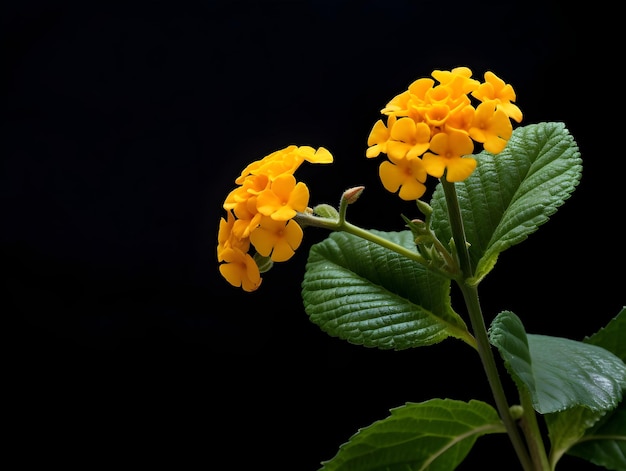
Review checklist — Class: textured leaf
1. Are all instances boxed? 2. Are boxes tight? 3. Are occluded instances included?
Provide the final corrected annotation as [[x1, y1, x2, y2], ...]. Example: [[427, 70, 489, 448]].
[[318, 399, 505, 471], [489, 311, 626, 414], [584, 308, 626, 361], [545, 405, 609, 468], [313, 203, 340, 219], [545, 309, 626, 470], [430, 122, 582, 284], [546, 401, 626, 471], [301, 230, 471, 350], [567, 400, 626, 471]]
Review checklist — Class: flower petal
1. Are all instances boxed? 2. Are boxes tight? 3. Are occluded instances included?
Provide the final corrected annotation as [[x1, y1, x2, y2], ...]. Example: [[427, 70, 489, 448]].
[[422, 153, 446, 178], [446, 157, 477, 182], [378, 160, 403, 192], [284, 219, 304, 251], [287, 181, 310, 213], [398, 178, 426, 201], [219, 248, 261, 292]]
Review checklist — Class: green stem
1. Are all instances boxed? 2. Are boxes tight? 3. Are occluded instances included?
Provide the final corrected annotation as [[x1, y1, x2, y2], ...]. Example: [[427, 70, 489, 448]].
[[344, 222, 431, 265], [441, 178, 535, 471], [429, 231, 458, 272], [519, 388, 551, 470], [294, 211, 460, 281]]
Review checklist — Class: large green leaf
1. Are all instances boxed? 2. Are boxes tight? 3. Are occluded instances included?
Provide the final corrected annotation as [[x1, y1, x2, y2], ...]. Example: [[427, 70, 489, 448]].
[[583, 307, 626, 361], [318, 399, 505, 471], [546, 309, 626, 470], [566, 400, 626, 471], [301, 230, 471, 350], [545, 405, 611, 468], [546, 401, 626, 471], [488, 311, 626, 414], [430, 122, 582, 285]]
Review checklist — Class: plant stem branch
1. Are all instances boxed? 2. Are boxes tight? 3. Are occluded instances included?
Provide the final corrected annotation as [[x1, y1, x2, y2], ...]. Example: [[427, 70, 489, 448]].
[[441, 178, 534, 471], [519, 388, 551, 470], [294, 212, 459, 281]]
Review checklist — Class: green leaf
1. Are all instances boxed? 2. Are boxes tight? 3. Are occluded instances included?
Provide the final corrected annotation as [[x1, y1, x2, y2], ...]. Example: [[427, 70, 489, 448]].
[[430, 122, 582, 285], [545, 405, 610, 468], [488, 311, 626, 414], [584, 307, 626, 362], [567, 400, 626, 471], [545, 309, 626, 470], [546, 401, 626, 471], [313, 203, 340, 220], [318, 399, 505, 471], [301, 230, 471, 350]]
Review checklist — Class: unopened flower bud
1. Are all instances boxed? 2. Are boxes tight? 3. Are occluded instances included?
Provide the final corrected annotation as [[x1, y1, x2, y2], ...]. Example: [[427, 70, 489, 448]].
[[342, 186, 365, 204], [509, 405, 524, 421], [414, 235, 434, 245], [416, 199, 433, 217], [408, 218, 428, 234]]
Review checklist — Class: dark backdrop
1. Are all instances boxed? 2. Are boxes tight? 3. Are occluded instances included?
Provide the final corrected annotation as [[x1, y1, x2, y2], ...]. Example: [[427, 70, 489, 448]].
[[3, 1, 621, 469]]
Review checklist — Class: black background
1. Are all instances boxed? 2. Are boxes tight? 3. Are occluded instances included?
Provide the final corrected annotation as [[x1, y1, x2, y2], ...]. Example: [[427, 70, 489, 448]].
[[3, 0, 622, 469]]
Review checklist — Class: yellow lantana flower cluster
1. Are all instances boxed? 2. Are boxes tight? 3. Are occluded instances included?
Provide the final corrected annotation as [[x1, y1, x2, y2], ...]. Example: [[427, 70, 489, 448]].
[[367, 67, 522, 200], [218, 145, 333, 291]]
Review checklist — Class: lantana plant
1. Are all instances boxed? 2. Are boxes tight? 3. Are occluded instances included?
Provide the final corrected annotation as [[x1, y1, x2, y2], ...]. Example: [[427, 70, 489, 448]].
[[217, 67, 626, 470]]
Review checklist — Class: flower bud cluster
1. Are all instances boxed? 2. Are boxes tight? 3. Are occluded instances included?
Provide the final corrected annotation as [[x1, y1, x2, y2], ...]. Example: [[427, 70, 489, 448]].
[[367, 67, 522, 200], [217, 145, 333, 291]]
